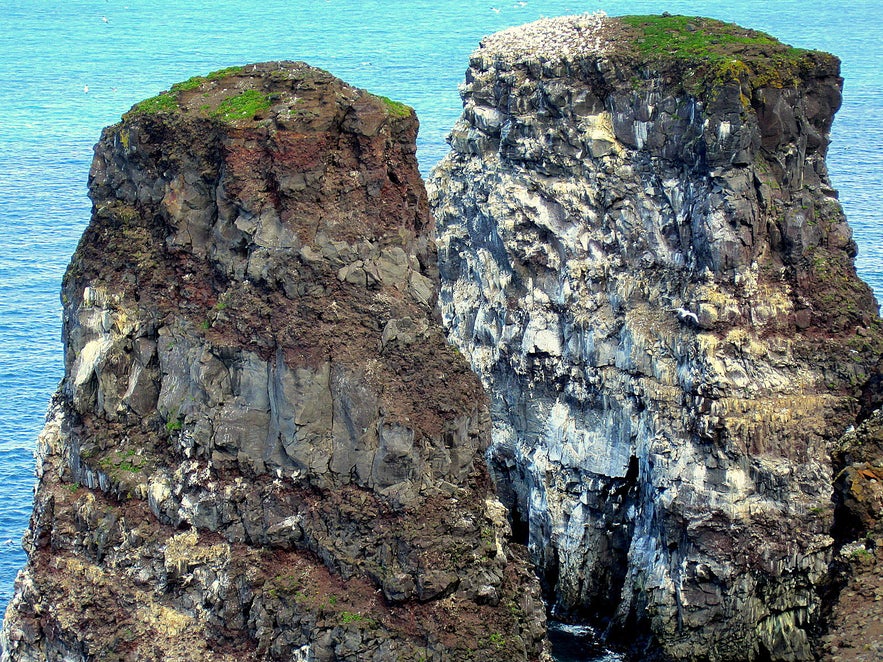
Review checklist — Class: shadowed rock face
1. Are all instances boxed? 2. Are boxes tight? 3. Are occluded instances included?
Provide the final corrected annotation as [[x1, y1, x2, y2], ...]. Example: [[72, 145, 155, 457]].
[[822, 411, 883, 660], [430, 14, 883, 661], [1, 61, 548, 662]]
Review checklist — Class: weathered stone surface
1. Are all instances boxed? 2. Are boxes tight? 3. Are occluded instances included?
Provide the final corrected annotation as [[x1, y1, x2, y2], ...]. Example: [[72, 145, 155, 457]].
[[821, 410, 883, 661], [1, 62, 548, 661], [430, 14, 883, 661]]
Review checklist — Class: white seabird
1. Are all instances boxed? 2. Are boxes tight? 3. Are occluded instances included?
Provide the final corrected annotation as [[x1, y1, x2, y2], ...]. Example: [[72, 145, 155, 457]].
[[674, 307, 699, 325]]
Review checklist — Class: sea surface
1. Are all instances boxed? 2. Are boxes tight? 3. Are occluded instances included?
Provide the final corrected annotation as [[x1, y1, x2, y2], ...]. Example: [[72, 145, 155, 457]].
[[0, 1, 880, 658]]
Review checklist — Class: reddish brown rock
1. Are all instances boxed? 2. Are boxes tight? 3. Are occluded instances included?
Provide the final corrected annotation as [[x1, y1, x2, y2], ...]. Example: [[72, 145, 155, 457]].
[[823, 412, 883, 661], [1, 62, 548, 662]]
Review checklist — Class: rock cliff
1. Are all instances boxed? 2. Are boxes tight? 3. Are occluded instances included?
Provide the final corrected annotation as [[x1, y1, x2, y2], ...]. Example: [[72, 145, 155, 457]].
[[430, 14, 883, 660], [821, 411, 883, 661], [1, 62, 548, 661]]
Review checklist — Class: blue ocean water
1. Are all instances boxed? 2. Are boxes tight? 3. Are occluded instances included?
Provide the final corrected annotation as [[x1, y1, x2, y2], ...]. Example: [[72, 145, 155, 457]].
[[0, 0, 880, 656]]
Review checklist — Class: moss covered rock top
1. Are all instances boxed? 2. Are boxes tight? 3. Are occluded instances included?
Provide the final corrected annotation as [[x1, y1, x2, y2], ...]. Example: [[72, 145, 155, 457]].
[[475, 12, 838, 99], [125, 60, 413, 127], [616, 14, 838, 95]]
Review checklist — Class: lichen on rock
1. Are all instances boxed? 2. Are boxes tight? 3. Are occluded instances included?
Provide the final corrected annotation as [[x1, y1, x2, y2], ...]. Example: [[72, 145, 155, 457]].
[[1, 61, 548, 661], [430, 13, 882, 661]]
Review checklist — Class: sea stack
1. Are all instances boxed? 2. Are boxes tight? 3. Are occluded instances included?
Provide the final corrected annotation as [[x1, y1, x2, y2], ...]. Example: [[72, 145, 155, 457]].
[[430, 13, 883, 660], [0, 62, 548, 661]]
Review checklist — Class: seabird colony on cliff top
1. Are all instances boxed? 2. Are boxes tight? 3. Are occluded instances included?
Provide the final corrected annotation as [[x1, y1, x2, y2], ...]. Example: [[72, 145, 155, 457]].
[[477, 11, 610, 62]]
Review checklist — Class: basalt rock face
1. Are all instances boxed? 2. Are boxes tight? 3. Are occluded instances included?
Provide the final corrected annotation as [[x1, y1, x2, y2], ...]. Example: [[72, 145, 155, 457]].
[[821, 411, 883, 660], [1, 62, 548, 662], [430, 14, 883, 661]]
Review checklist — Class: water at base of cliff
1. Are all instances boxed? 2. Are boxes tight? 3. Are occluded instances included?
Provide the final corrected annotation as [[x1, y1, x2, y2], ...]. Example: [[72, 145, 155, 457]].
[[549, 621, 624, 662]]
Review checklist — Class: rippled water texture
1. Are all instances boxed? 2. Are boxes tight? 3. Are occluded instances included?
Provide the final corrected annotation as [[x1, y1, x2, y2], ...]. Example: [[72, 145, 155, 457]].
[[1, 2, 880, 656]]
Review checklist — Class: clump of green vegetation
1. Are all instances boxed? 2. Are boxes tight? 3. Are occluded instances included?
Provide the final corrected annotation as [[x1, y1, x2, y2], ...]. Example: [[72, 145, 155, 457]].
[[485, 632, 506, 649], [169, 66, 247, 94], [126, 65, 249, 118], [212, 89, 271, 122], [266, 573, 301, 599], [850, 547, 874, 563], [165, 415, 183, 432], [373, 94, 412, 119], [130, 92, 178, 115], [170, 76, 205, 93], [340, 611, 374, 626], [98, 448, 142, 474], [620, 15, 790, 60], [207, 65, 245, 81], [617, 15, 831, 98]]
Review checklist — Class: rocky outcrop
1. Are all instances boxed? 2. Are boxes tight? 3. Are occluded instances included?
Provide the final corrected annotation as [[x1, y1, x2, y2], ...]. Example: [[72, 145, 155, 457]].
[[822, 410, 883, 661], [1, 62, 548, 661], [430, 14, 883, 661]]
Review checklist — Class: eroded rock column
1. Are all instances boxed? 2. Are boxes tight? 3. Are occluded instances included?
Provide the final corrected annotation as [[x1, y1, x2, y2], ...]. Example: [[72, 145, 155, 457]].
[[431, 14, 883, 660], [1, 62, 548, 662]]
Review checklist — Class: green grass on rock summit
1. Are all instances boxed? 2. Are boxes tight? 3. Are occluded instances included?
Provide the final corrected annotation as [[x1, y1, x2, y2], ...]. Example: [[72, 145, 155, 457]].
[[125, 64, 413, 125], [616, 14, 838, 98]]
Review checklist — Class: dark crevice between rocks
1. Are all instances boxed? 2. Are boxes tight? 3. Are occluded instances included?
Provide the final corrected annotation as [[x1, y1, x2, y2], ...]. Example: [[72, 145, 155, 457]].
[[509, 498, 530, 547], [576, 456, 641, 626], [754, 642, 774, 662], [597, 454, 642, 627], [541, 456, 642, 659], [814, 406, 883, 655], [813, 554, 851, 659], [547, 620, 624, 662], [858, 357, 883, 424]]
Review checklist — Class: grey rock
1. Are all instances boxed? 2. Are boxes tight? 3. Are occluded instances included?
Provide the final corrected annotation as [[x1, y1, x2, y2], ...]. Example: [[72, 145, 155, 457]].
[[431, 14, 881, 662]]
